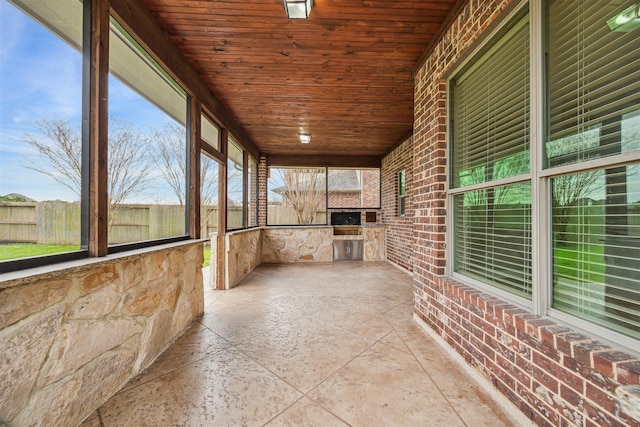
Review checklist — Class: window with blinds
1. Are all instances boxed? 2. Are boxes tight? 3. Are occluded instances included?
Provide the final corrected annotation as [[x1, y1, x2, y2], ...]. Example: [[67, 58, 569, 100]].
[[450, 11, 532, 299], [546, 0, 640, 339], [454, 182, 532, 299], [552, 167, 640, 339], [545, 0, 640, 167], [451, 13, 530, 188]]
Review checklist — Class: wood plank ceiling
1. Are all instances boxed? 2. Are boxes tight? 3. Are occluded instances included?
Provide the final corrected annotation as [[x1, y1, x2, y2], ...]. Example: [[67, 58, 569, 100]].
[[140, 0, 459, 160]]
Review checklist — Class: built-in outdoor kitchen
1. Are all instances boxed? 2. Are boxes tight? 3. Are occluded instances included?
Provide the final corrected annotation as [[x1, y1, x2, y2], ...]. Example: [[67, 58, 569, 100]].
[[219, 210, 386, 289], [331, 211, 381, 261]]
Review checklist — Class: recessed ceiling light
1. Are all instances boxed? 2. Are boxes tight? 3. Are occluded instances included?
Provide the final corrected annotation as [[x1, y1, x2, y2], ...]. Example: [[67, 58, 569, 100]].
[[299, 133, 311, 144]]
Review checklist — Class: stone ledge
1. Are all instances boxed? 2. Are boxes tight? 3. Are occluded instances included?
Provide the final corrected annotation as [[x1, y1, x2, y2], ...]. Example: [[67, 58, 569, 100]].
[[0, 239, 207, 290]]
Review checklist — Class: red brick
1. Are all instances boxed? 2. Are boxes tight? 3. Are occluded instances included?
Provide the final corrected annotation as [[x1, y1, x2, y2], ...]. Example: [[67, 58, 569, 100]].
[[539, 325, 572, 348], [555, 332, 591, 357], [583, 401, 629, 427], [585, 382, 618, 414], [615, 360, 640, 384], [560, 383, 583, 408], [573, 341, 610, 366]]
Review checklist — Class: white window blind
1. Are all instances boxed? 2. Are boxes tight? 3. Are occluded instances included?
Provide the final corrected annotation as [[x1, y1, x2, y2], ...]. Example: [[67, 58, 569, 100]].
[[451, 13, 530, 188], [454, 183, 532, 299], [552, 167, 640, 339], [546, 0, 640, 167]]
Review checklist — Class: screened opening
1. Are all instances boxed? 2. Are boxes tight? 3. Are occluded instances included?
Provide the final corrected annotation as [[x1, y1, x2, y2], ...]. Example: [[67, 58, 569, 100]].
[[107, 18, 188, 246], [327, 168, 380, 209], [267, 167, 327, 225], [201, 114, 220, 151], [0, 0, 85, 268], [227, 138, 244, 230]]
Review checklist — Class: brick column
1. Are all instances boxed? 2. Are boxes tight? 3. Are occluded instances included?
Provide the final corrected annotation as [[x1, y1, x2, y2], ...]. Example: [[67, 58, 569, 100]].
[[258, 153, 268, 227]]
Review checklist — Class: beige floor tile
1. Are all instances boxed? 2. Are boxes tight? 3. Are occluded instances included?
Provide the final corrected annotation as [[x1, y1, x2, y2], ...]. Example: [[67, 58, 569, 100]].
[[100, 348, 302, 427], [307, 342, 466, 427], [237, 316, 375, 392], [91, 262, 522, 427], [119, 322, 231, 393], [311, 301, 394, 341], [378, 330, 412, 355], [266, 397, 349, 427]]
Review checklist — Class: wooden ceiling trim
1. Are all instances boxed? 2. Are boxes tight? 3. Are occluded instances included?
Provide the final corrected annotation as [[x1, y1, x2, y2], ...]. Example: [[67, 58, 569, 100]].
[[268, 155, 382, 169]]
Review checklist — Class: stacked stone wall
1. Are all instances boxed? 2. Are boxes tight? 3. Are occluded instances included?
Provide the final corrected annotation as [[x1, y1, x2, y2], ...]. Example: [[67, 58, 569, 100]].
[[0, 242, 205, 426], [410, 0, 640, 426]]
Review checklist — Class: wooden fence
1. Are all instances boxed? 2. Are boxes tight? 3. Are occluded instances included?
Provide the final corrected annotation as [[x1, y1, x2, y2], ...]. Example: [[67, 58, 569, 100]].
[[0, 202, 319, 245]]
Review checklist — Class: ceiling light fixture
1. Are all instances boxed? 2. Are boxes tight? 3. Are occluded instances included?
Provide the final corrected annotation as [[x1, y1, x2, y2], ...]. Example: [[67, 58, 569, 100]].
[[283, 0, 313, 19], [607, 4, 640, 32], [299, 133, 311, 144]]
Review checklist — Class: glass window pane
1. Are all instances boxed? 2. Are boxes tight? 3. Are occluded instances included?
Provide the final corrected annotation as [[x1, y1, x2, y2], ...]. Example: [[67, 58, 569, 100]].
[[545, 0, 640, 168], [552, 166, 640, 339], [327, 168, 380, 208], [454, 182, 532, 299], [0, 0, 84, 263], [451, 13, 530, 188], [227, 138, 244, 229], [108, 18, 188, 245], [267, 168, 327, 225], [248, 157, 258, 227]]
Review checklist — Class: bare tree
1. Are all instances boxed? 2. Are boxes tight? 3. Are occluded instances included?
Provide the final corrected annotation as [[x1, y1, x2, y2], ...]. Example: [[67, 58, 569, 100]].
[[152, 123, 187, 206], [22, 119, 83, 196], [22, 117, 152, 229], [278, 168, 326, 224]]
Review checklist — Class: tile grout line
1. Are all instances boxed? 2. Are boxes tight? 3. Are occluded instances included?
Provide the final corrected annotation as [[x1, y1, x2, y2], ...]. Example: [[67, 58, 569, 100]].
[[382, 309, 472, 427]]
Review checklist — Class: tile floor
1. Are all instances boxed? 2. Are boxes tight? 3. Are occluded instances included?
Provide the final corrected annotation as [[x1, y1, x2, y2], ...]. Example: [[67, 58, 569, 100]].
[[81, 262, 521, 426]]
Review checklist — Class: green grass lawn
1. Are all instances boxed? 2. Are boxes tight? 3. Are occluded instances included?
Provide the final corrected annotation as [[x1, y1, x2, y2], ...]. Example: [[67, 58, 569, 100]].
[[0, 243, 80, 261], [203, 245, 211, 268]]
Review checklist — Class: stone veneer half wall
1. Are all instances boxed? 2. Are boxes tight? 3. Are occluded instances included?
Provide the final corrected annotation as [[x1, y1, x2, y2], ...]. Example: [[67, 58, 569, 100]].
[[261, 227, 334, 264], [226, 228, 262, 289], [0, 241, 205, 427]]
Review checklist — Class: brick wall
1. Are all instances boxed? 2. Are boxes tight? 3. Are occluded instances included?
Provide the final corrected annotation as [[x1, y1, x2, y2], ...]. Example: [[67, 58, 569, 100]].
[[362, 169, 381, 207], [381, 136, 414, 271], [411, 0, 640, 426]]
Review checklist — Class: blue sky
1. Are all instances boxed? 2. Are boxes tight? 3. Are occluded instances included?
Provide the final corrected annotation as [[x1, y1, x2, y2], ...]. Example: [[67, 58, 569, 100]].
[[0, 1, 178, 203]]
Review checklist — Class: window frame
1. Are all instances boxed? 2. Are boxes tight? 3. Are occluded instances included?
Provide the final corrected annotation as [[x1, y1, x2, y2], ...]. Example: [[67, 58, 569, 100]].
[[398, 169, 406, 216], [447, 3, 533, 309]]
